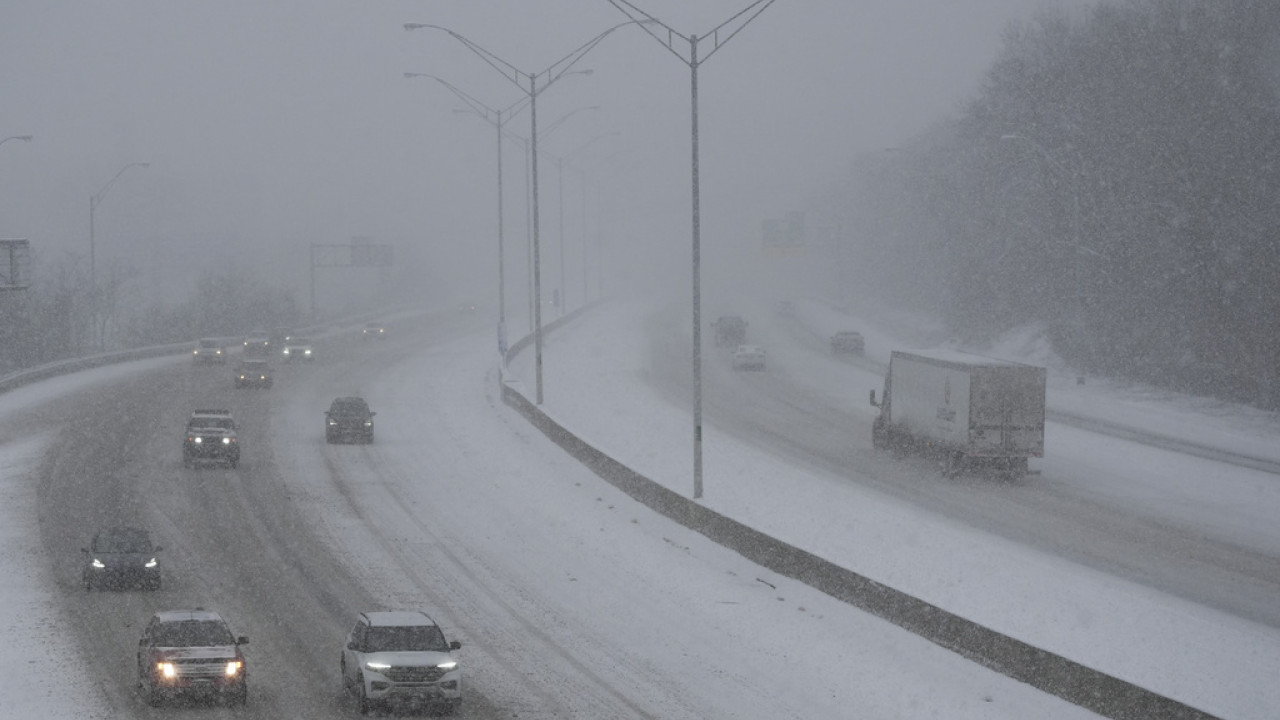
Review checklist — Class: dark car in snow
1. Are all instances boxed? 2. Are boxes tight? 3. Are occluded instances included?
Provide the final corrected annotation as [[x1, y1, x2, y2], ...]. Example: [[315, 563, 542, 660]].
[[234, 359, 273, 389], [362, 321, 386, 340], [183, 409, 240, 468], [82, 526, 162, 591], [136, 609, 249, 707], [325, 396, 375, 444]]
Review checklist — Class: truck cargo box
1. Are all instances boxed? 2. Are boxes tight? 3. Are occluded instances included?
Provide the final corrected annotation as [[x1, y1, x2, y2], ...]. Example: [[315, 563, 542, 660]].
[[871, 350, 1046, 477]]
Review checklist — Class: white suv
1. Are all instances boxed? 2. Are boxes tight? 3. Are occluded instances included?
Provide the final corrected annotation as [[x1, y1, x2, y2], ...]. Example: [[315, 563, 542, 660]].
[[340, 610, 462, 715]]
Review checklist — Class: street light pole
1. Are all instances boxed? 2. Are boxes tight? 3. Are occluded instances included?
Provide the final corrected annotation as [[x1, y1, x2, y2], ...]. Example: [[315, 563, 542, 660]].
[[555, 131, 620, 316], [89, 162, 149, 288], [405, 73, 528, 354], [404, 20, 644, 404], [606, 0, 778, 499]]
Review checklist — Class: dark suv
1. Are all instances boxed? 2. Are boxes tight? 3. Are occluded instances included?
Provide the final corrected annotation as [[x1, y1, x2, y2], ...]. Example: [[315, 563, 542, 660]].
[[326, 396, 375, 444], [183, 410, 240, 468], [136, 609, 249, 707], [82, 526, 162, 591]]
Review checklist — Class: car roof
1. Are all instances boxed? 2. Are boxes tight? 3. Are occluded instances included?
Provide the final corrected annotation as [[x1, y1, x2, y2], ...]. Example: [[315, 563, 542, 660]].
[[191, 408, 232, 417], [153, 609, 225, 623], [361, 610, 438, 627], [94, 526, 151, 542], [332, 396, 367, 404]]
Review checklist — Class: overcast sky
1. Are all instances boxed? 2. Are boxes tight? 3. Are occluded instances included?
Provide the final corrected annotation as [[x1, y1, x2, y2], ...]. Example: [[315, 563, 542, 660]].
[[0, 0, 1089, 309]]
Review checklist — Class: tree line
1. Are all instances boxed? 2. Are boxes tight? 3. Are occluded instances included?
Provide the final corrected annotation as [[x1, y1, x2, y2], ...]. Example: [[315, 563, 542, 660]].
[[0, 252, 301, 375], [822, 0, 1280, 407]]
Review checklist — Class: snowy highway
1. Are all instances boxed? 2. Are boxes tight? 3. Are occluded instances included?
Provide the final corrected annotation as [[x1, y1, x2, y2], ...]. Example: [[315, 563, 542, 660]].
[[2, 299, 1277, 718]]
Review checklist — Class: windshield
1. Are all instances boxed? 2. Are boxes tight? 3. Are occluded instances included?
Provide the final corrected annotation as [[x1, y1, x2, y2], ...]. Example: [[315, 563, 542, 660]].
[[189, 417, 233, 430], [94, 529, 152, 553], [365, 625, 448, 653], [152, 620, 234, 647]]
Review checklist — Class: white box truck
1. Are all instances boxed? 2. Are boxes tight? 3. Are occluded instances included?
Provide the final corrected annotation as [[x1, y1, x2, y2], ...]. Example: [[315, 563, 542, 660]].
[[870, 350, 1046, 477]]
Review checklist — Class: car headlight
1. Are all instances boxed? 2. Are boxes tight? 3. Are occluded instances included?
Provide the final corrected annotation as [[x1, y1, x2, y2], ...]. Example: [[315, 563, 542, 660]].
[[92, 558, 105, 568], [158, 662, 177, 679], [221, 437, 231, 444], [364, 421, 373, 427], [282, 349, 290, 355], [364, 661, 391, 671], [193, 437, 203, 444], [224, 660, 242, 677], [436, 660, 458, 670], [145, 557, 158, 568], [304, 349, 311, 355], [328, 420, 337, 426]]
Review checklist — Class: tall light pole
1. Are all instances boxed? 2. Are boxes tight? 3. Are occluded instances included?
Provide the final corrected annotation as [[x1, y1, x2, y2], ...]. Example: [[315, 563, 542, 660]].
[[502, 104, 599, 335], [89, 162, 149, 287], [606, 0, 777, 498], [405, 72, 527, 354], [555, 131, 620, 315], [404, 20, 644, 405]]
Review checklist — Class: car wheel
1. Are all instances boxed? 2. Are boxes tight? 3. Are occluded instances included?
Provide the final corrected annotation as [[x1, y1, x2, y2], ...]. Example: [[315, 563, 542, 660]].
[[144, 679, 162, 707], [229, 457, 240, 469], [357, 674, 372, 715], [232, 684, 248, 706]]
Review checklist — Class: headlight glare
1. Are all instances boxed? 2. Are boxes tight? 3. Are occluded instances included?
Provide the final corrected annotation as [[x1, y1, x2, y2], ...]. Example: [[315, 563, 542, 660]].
[[365, 661, 391, 671], [436, 660, 458, 670], [224, 660, 242, 677], [145, 557, 158, 568], [159, 662, 176, 678], [92, 558, 105, 568]]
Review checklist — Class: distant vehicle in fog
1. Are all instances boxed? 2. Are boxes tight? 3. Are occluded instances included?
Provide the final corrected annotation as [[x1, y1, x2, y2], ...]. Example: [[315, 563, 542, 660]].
[[362, 321, 386, 340], [234, 359, 273, 389], [242, 334, 271, 358], [192, 338, 226, 364], [82, 526, 161, 591], [712, 315, 747, 347], [830, 331, 865, 356], [731, 344, 767, 371], [325, 396, 375, 444], [282, 337, 314, 362]]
